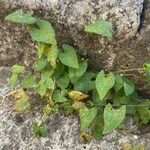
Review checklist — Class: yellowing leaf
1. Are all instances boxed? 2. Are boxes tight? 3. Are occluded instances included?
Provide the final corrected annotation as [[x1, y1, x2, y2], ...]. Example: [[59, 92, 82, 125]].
[[13, 98, 30, 112], [69, 91, 89, 101], [13, 89, 30, 112], [47, 45, 58, 68], [37, 43, 45, 58], [103, 104, 126, 134], [72, 101, 84, 111]]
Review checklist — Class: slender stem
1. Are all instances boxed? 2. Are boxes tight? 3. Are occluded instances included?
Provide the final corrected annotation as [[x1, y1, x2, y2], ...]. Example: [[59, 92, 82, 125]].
[[113, 68, 144, 74]]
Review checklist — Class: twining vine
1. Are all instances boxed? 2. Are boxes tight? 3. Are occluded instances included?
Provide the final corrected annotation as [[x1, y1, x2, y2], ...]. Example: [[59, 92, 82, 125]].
[[4, 9, 150, 140]]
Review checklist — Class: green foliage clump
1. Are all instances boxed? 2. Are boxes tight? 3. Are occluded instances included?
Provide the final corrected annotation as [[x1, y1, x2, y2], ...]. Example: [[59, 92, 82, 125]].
[[5, 9, 150, 140]]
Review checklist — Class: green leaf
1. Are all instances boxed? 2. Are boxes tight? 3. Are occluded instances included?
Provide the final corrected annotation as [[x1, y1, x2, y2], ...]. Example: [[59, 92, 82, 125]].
[[69, 59, 88, 83], [58, 44, 79, 69], [92, 90, 108, 107], [53, 62, 65, 80], [43, 105, 52, 116], [84, 19, 113, 38], [5, 9, 36, 24], [12, 64, 25, 74], [123, 78, 135, 96], [62, 102, 74, 115], [35, 83, 47, 96], [22, 75, 36, 89], [92, 113, 104, 139], [144, 63, 150, 82], [9, 73, 18, 88], [74, 72, 96, 92], [28, 19, 56, 44], [52, 90, 68, 103], [96, 70, 115, 101], [32, 122, 47, 138], [103, 104, 126, 134], [44, 78, 55, 90], [33, 58, 48, 71], [137, 100, 150, 124], [56, 73, 69, 89], [9, 64, 25, 88], [79, 106, 97, 131], [47, 45, 58, 68], [114, 75, 123, 92], [41, 68, 54, 82]]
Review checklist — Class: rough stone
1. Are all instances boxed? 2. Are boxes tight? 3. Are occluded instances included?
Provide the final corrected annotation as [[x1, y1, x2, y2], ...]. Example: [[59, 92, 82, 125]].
[[0, 67, 150, 150], [1, 0, 150, 96]]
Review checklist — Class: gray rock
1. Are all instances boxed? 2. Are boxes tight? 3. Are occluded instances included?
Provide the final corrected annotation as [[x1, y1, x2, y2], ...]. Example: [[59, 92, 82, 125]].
[[0, 67, 150, 150], [1, 0, 150, 96], [0, 0, 144, 69]]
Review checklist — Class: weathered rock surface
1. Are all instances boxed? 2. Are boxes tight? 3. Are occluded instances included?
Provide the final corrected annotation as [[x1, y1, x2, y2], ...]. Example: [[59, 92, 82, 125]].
[[0, 67, 150, 150], [1, 0, 150, 96], [0, 0, 144, 69]]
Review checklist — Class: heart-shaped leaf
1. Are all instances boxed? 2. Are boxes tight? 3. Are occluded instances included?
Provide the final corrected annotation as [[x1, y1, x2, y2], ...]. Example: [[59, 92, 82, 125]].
[[33, 58, 48, 71], [84, 19, 113, 38], [74, 72, 96, 92], [52, 90, 68, 103], [56, 73, 69, 89], [79, 106, 97, 131], [58, 44, 79, 69], [22, 75, 36, 89], [35, 83, 47, 96], [114, 74, 123, 92], [123, 78, 135, 96], [96, 70, 115, 100], [28, 19, 56, 45], [69, 59, 87, 83], [103, 104, 126, 134], [5, 9, 36, 24]]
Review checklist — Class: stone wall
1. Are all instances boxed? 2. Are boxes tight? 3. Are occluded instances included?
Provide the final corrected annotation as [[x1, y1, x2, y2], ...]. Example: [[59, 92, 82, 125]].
[[0, 0, 150, 95]]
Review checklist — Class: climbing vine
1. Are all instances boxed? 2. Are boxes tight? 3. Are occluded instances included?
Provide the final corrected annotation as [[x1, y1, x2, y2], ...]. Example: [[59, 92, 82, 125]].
[[5, 9, 150, 140]]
